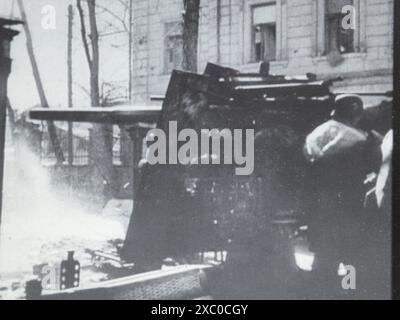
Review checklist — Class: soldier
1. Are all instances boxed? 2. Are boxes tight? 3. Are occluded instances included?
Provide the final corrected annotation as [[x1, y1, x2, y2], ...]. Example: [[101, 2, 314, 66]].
[[305, 95, 388, 299]]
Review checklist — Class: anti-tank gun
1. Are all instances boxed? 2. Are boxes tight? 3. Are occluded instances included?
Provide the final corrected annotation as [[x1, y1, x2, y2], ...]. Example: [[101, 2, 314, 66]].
[[30, 63, 341, 272], [121, 64, 340, 271]]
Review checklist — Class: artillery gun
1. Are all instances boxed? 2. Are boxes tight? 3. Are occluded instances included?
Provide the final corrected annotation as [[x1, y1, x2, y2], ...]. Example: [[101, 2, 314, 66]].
[[28, 63, 349, 299]]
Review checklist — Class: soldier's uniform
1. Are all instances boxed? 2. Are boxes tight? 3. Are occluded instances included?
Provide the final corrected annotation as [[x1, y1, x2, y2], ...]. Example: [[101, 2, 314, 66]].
[[307, 96, 392, 299]]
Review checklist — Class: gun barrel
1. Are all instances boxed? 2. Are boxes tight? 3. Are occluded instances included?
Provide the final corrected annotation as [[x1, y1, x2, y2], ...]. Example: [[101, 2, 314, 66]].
[[29, 106, 162, 124]]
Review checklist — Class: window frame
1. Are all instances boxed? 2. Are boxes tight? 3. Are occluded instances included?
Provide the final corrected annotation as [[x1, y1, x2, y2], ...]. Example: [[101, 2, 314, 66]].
[[162, 21, 184, 75], [243, 0, 287, 64], [313, 0, 366, 57], [251, 3, 278, 63]]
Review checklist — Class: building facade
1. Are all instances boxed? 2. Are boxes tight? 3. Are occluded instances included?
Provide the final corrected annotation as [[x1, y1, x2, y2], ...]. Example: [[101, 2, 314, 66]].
[[131, 0, 393, 106]]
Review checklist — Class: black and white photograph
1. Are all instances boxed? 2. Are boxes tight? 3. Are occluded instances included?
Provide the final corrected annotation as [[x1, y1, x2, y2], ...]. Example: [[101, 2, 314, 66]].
[[0, 0, 395, 302]]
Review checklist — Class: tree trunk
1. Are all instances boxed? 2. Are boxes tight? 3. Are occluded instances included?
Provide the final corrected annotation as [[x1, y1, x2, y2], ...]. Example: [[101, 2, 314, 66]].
[[77, 0, 114, 199], [87, 0, 100, 106], [182, 0, 200, 72]]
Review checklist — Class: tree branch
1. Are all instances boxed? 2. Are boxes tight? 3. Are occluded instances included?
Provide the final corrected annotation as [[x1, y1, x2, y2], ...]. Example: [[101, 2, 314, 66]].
[[95, 3, 129, 33], [77, 0, 92, 69]]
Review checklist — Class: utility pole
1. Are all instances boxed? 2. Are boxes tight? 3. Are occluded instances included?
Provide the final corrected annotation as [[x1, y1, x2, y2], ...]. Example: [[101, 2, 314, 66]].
[[17, 0, 65, 164], [128, 0, 133, 101], [68, 5, 74, 166]]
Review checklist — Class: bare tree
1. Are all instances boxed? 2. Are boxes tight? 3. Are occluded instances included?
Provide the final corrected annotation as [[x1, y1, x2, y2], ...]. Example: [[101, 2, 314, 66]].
[[77, 0, 114, 197], [95, 0, 133, 101], [77, 0, 100, 106], [77, 0, 132, 102], [182, 0, 201, 72]]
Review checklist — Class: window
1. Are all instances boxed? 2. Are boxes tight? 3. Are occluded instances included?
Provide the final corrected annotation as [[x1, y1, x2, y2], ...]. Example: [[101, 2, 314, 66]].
[[164, 22, 183, 74], [314, 0, 365, 57], [325, 0, 354, 54], [251, 3, 277, 62]]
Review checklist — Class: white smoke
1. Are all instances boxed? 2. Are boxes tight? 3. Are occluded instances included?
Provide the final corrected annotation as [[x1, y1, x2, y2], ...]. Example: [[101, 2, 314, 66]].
[[0, 137, 125, 275]]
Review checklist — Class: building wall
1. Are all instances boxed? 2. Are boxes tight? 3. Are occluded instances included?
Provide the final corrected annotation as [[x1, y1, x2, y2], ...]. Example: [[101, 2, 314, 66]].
[[131, 0, 393, 105], [131, 0, 182, 104]]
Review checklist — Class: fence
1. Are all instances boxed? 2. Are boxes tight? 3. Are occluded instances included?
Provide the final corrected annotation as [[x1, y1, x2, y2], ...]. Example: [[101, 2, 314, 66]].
[[40, 123, 131, 167]]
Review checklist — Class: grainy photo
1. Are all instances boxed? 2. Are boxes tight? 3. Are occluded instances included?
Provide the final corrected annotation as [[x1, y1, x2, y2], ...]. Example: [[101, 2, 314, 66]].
[[0, 0, 394, 301]]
